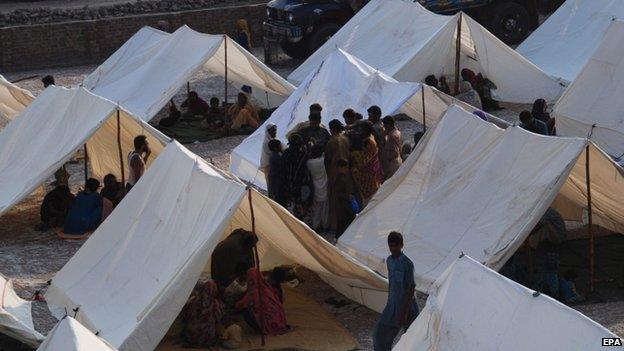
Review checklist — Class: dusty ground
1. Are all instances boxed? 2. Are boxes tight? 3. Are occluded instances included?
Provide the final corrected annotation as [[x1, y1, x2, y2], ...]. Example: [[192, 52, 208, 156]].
[[2, 47, 622, 351]]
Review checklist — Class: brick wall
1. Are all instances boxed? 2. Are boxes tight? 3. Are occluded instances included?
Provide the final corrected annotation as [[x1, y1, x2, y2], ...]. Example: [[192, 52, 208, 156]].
[[0, 3, 267, 72]]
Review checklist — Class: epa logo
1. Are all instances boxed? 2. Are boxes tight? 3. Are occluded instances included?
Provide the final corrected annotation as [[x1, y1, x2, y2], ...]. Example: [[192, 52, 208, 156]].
[[602, 338, 623, 346]]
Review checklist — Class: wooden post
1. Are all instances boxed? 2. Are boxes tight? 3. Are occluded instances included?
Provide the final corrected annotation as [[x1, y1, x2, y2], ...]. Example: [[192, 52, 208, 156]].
[[83, 144, 89, 185], [421, 84, 427, 132], [585, 144, 595, 292], [247, 188, 266, 346], [116, 108, 126, 194], [454, 14, 463, 95], [224, 35, 229, 106]]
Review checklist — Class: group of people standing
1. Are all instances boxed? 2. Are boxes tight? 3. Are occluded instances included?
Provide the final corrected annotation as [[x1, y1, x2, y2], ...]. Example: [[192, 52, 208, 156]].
[[261, 103, 404, 238]]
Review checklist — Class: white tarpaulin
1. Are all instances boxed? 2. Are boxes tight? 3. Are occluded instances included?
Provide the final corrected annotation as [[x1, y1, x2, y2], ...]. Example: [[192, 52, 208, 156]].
[[553, 20, 624, 158], [0, 86, 168, 217], [37, 317, 116, 351], [339, 105, 624, 292], [46, 141, 387, 350], [393, 255, 620, 350], [231, 49, 468, 188], [0, 274, 44, 347], [0, 75, 34, 128], [517, 0, 624, 83], [288, 0, 565, 103], [84, 26, 295, 121]]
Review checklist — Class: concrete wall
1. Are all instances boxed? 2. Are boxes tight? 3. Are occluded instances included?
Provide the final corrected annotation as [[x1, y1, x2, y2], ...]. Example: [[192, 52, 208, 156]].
[[0, 3, 266, 72]]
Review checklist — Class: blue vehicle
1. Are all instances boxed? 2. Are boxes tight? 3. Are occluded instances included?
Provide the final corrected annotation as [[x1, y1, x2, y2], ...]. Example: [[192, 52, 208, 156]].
[[263, 0, 563, 60]]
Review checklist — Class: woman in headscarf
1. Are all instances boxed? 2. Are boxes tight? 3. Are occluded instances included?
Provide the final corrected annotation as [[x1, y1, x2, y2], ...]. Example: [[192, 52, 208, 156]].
[[181, 280, 224, 348], [229, 92, 260, 130], [532, 98, 555, 135], [281, 134, 313, 223], [461, 68, 500, 110], [261, 123, 277, 183], [456, 81, 483, 110], [236, 19, 252, 51], [350, 121, 382, 205]]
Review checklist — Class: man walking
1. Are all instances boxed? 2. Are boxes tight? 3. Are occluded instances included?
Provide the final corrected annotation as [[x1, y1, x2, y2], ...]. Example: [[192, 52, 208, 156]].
[[373, 231, 419, 351]]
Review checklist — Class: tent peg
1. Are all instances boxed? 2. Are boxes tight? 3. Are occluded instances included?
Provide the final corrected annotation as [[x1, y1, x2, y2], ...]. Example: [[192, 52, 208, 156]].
[[532, 291, 540, 297]]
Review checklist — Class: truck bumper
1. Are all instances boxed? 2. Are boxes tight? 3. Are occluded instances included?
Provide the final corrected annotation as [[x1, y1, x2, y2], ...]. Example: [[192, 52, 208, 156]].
[[263, 21, 304, 43]]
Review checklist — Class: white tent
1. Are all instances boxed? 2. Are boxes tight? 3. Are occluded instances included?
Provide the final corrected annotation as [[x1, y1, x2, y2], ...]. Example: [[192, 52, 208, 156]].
[[0, 274, 44, 347], [84, 25, 296, 121], [0, 75, 34, 128], [230, 49, 500, 188], [45, 141, 387, 351], [287, 0, 565, 103], [393, 255, 619, 350], [517, 0, 624, 83], [339, 104, 624, 292], [0, 86, 169, 217], [553, 20, 624, 159], [37, 317, 116, 351]]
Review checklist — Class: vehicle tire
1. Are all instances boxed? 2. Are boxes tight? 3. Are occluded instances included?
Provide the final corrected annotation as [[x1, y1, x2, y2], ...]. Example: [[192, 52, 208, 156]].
[[281, 40, 309, 59], [307, 23, 341, 54], [489, 2, 530, 45]]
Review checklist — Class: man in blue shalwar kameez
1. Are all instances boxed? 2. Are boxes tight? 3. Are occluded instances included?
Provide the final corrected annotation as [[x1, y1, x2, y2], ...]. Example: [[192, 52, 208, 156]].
[[373, 231, 419, 351]]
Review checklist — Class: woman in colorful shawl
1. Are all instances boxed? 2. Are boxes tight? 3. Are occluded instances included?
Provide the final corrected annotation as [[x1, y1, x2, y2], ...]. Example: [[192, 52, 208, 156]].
[[181, 280, 224, 348], [236, 268, 289, 336], [350, 121, 382, 205], [281, 134, 313, 223]]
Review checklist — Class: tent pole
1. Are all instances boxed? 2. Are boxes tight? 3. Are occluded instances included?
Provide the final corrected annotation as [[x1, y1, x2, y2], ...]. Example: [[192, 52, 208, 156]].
[[116, 107, 126, 194], [224, 35, 228, 107], [421, 84, 426, 132], [585, 144, 595, 292], [247, 188, 266, 346], [83, 144, 89, 185], [454, 14, 463, 95]]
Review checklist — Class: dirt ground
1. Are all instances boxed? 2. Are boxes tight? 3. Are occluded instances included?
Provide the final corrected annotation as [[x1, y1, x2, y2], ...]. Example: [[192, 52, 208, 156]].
[[2, 48, 623, 350]]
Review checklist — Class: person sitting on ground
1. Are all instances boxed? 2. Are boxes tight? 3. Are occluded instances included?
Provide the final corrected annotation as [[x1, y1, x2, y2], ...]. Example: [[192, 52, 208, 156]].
[[181, 279, 224, 348], [401, 143, 412, 162], [205, 97, 226, 131], [532, 98, 555, 135], [299, 112, 331, 150], [461, 68, 500, 110], [224, 262, 250, 311], [158, 101, 182, 127], [267, 266, 295, 303], [100, 173, 124, 220], [559, 270, 584, 304], [424, 75, 438, 88], [381, 116, 403, 180], [438, 76, 451, 95], [333, 159, 358, 239], [306, 144, 329, 231], [235, 267, 289, 336], [228, 92, 260, 130], [367, 105, 385, 150], [519, 110, 549, 135], [211, 229, 258, 289], [127, 135, 151, 191], [37, 168, 74, 231], [350, 121, 383, 205], [456, 81, 483, 110], [267, 139, 285, 204], [63, 178, 103, 235], [235, 19, 252, 51], [343, 108, 357, 128], [181, 91, 210, 120], [42, 75, 55, 88]]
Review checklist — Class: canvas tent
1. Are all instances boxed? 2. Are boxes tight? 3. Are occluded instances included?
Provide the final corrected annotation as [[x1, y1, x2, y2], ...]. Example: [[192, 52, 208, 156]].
[[339, 104, 624, 292], [287, 0, 565, 103], [230, 49, 502, 188], [83, 25, 296, 122], [0, 86, 168, 217], [0, 274, 44, 347], [553, 20, 624, 159], [45, 141, 387, 351], [393, 255, 620, 350], [0, 75, 34, 128], [37, 317, 116, 351], [517, 0, 624, 83]]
